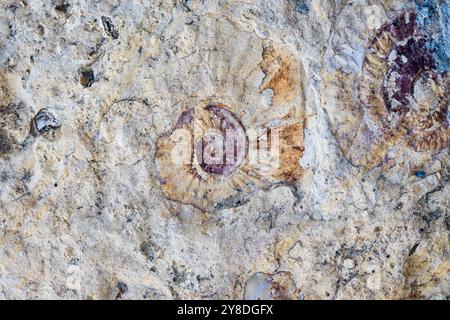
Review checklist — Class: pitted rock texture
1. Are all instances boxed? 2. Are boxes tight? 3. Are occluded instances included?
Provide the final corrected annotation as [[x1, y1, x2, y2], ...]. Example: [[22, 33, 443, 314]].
[[0, 0, 448, 300]]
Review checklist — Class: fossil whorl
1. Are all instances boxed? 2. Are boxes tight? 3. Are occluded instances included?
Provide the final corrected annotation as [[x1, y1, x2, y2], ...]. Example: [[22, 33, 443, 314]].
[[154, 16, 305, 212], [361, 11, 449, 152], [322, 2, 449, 168], [155, 100, 304, 212]]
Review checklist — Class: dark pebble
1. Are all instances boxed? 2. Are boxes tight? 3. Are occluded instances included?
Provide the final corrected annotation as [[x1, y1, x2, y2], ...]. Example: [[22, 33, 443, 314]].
[[80, 68, 95, 87], [55, 3, 70, 13]]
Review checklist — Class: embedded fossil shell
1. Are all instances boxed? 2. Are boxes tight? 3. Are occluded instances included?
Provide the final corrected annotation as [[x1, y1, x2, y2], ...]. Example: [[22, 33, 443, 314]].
[[323, 6, 449, 168], [154, 17, 305, 211], [243, 271, 300, 300], [155, 101, 304, 212], [361, 11, 449, 152]]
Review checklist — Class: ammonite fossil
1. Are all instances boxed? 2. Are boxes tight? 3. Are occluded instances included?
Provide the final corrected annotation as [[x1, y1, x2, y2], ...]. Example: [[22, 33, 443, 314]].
[[155, 100, 304, 212], [323, 1, 449, 168], [154, 16, 305, 212]]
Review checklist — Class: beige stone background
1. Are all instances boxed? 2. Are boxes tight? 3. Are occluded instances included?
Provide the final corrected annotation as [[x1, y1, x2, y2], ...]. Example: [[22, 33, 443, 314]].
[[0, 0, 448, 299]]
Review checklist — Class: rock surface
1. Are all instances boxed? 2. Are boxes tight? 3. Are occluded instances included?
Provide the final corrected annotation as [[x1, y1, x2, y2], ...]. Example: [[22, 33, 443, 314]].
[[0, 0, 448, 299]]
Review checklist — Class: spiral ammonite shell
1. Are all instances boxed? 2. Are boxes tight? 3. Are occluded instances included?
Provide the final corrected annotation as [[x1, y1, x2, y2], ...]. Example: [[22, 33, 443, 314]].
[[361, 11, 449, 152], [155, 100, 304, 212], [154, 16, 305, 211], [323, 3, 449, 168]]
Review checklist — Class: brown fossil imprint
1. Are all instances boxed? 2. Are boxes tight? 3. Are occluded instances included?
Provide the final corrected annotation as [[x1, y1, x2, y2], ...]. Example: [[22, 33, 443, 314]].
[[155, 43, 305, 212], [323, 9, 449, 168]]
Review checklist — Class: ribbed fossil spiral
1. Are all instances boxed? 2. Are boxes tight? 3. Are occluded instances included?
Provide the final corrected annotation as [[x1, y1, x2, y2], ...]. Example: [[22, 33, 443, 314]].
[[323, 6, 449, 168], [361, 11, 449, 153]]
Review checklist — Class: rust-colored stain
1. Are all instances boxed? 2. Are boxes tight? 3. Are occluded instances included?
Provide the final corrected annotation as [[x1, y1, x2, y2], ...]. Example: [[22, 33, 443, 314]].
[[260, 45, 302, 105]]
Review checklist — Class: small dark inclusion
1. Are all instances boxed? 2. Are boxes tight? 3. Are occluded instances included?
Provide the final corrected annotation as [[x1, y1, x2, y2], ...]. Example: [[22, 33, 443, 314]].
[[296, 1, 309, 14], [101, 16, 119, 40], [79, 68, 95, 88]]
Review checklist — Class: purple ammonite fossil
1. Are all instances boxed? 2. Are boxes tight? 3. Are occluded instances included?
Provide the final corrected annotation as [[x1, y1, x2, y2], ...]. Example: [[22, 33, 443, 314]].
[[154, 33, 305, 211], [322, 3, 449, 168], [154, 99, 304, 211], [194, 106, 248, 176], [361, 10, 449, 152], [154, 103, 252, 211]]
